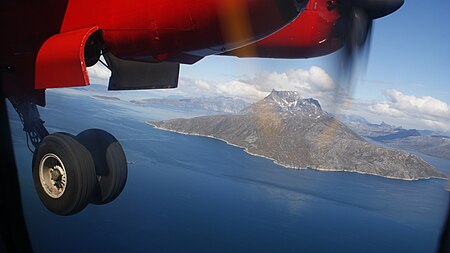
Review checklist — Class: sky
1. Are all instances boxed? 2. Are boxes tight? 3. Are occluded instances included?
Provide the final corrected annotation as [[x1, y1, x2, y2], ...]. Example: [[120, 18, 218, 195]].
[[87, 1, 450, 132]]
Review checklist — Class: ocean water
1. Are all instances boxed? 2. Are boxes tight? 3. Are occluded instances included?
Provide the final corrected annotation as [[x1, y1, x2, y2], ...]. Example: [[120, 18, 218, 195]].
[[7, 90, 450, 253]]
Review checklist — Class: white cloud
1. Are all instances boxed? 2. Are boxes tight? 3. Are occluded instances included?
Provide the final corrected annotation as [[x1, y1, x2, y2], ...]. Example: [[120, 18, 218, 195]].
[[216, 80, 268, 100], [247, 66, 336, 96], [367, 89, 450, 131], [383, 89, 450, 117], [85, 61, 337, 103], [195, 80, 211, 90], [308, 66, 336, 91], [87, 61, 111, 85], [84, 56, 337, 102], [369, 102, 405, 117], [191, 66, 337, 105]]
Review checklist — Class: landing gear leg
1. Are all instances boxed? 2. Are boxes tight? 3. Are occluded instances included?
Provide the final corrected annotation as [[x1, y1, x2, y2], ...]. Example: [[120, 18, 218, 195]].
[[9, 98, 49, 149], [9, 98, 128, 215]]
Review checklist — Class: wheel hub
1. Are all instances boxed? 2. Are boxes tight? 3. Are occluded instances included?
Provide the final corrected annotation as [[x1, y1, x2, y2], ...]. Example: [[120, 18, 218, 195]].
[[39, 154, 67, 198]]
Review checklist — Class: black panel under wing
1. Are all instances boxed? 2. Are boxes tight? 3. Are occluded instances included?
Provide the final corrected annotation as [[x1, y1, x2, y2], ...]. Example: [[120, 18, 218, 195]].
[[104, 52, 179, 90]]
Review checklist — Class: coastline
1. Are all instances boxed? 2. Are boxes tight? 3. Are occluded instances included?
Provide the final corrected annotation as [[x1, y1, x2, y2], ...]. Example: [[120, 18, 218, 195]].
[[147, 122, 448, 181]]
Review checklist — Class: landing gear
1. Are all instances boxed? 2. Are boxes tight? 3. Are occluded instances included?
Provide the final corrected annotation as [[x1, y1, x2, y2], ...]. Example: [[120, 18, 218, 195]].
[[77, 129, 128, 205], [9, 99, 128, 215], [33, 133, 96, 215]]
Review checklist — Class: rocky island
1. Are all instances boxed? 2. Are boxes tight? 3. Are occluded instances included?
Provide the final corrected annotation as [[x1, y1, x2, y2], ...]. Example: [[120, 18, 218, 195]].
[[150, 90, 446, 180]]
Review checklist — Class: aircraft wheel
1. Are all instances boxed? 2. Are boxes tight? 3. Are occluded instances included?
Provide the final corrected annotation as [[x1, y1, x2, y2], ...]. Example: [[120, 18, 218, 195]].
[[32, 133, 96, 215], [77, 129, 128, 205]]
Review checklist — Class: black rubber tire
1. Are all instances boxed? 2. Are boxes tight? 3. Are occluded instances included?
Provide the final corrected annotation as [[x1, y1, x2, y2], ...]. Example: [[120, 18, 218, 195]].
[[32, 133, 96, 216], [76, 129, 128, 205]]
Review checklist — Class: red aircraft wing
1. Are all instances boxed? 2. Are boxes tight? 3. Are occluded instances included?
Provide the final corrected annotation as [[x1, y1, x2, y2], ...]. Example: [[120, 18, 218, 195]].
[[1, 0, 304, 105]]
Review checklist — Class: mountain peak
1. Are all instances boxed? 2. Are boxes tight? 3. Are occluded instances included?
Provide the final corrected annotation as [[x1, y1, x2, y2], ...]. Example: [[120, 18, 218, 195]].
[[267, 90, 321, 107], [267, 89, 301, 101], [261, 90, 322, 116]]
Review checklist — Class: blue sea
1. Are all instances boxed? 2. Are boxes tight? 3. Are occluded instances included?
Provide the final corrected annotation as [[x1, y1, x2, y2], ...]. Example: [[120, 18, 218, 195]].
[[7, 89, 450, 253]]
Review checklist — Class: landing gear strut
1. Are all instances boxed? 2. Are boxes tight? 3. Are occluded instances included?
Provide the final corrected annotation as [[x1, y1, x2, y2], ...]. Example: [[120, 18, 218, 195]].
[[9, 98, 49, 148], [9, 98, 128, 215]]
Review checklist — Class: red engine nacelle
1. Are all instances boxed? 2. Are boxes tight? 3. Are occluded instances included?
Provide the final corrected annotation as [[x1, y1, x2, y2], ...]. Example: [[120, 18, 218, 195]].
[[225, 0, 404, 59], [1, 0, 304, 104], [225, 0, 343, 58], [35, 0, 304, 89]]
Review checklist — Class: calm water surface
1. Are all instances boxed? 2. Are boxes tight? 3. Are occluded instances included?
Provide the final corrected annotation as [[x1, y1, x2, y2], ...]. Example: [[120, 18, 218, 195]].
[[8, 90, 449, 253]]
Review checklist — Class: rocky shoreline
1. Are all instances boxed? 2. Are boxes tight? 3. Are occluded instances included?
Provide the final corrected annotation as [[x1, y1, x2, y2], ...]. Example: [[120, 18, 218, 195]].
[[148, 122, 446, 181]]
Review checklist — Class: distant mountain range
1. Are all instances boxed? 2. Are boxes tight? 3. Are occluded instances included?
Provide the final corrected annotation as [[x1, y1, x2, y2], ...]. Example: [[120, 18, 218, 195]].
[[150, 90, 445, 180], [130, 97, 249, 114], [340, 115, 450, 160]]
